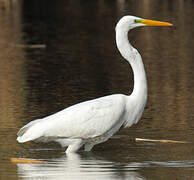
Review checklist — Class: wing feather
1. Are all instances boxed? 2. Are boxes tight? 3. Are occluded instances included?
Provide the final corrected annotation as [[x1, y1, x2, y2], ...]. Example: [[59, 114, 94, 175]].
[[41, 95, 126, 139]]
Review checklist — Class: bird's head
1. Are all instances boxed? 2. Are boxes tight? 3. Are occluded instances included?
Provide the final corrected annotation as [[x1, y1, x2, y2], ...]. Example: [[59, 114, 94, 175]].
[[115, 15, 172, 32]]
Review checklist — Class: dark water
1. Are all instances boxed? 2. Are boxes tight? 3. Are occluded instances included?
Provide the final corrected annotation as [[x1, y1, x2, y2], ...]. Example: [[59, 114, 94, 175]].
[[0, 0, 194, 179]]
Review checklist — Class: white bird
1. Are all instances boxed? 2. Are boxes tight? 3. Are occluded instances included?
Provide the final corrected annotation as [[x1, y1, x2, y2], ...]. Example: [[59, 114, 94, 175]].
[[17, 15, 172, 153]]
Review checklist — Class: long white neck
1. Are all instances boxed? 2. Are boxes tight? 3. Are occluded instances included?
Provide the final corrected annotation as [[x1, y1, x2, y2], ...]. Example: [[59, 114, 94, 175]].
[[116, 28, 148, 127]]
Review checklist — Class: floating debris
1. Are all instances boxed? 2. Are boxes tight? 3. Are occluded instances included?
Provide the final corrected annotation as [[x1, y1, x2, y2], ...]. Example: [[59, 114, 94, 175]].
[[11, 44, 46, 49], [135, 138, 189, 144], [11, 158, 47, 164]]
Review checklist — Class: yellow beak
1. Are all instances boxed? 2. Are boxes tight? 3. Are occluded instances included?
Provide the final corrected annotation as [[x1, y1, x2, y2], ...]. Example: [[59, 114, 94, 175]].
[[141, 19, 173, 26]]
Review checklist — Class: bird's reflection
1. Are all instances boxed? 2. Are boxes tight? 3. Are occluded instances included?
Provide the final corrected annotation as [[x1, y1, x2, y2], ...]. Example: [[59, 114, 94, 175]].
[[17, 152, 146, 180]]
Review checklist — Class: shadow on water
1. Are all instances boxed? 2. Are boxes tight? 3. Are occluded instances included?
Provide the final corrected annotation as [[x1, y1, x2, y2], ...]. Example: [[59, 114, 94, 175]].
[[1, 0, 194, 179]]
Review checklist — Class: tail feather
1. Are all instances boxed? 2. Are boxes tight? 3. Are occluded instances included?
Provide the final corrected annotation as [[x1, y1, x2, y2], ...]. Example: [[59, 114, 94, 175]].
[[17, 119, 43, 143]]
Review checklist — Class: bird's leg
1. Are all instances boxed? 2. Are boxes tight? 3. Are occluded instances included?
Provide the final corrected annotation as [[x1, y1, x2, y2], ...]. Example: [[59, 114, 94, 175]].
[[65, 139, 84, 154], [84, 143, 94, 152]]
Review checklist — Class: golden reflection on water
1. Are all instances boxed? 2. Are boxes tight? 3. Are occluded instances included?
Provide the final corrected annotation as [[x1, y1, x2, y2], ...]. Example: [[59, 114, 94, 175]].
[[0, 0, 26, 156]]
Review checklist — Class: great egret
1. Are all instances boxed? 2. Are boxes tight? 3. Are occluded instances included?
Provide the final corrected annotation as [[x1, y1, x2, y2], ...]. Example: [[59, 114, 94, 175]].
[[17, 15, 172, 153]]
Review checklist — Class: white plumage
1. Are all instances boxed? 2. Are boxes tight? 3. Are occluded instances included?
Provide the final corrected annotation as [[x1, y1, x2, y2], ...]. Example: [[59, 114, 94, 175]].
[[17, 15, 172, 153]]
